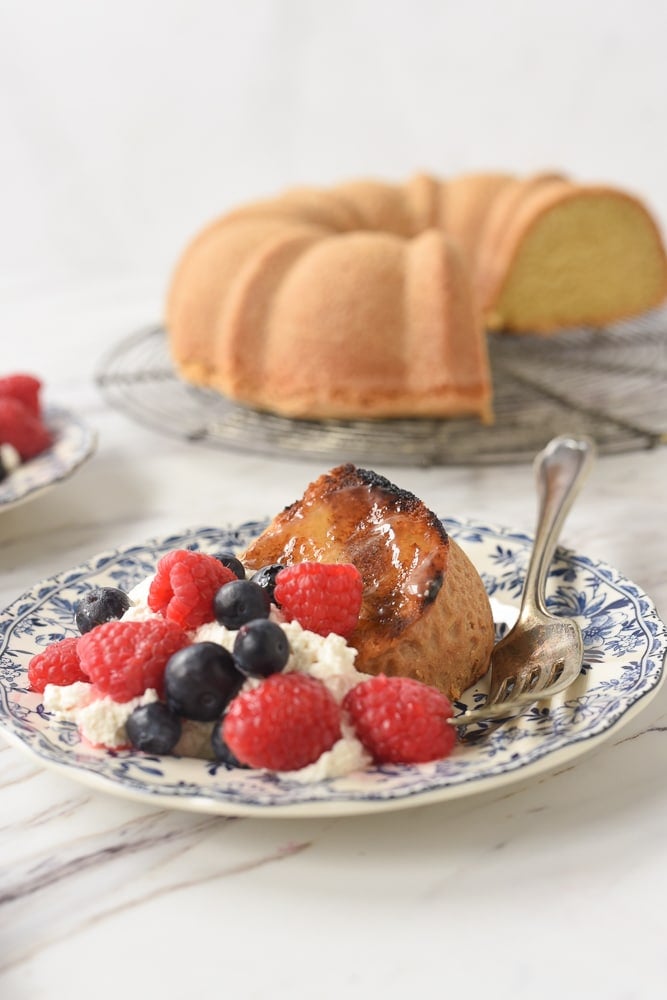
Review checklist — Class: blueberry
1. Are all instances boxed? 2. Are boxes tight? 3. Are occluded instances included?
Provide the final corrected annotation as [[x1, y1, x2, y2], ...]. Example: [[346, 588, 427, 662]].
[[214, 579, 270, 629], [75, 586, 131, 634], [233, 619, 290, 678], [211, 717, 247, 768], [215, 551, 246, 580], [164, 642, 243, 721], [126, 702, 182, 754], [249, 564, 284, 605]]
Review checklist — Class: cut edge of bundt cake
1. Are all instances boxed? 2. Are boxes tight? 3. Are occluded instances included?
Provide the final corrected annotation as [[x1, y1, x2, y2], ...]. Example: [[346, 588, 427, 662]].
[[480, 183, 667, 333]]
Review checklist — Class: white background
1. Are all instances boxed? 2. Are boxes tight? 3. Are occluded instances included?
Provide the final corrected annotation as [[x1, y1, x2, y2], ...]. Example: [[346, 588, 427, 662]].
[[2, 0, 666, 307]]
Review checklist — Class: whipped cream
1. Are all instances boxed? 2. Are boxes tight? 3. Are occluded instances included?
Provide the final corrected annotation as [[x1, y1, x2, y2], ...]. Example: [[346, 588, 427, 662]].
[[44, 685, 159, 748], [44, 574, 372, 780]]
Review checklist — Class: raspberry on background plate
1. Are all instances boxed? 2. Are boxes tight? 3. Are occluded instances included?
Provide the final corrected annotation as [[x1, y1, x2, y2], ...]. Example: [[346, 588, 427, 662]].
[[0, 373, 43, 418], [0, 396, 53, 461]]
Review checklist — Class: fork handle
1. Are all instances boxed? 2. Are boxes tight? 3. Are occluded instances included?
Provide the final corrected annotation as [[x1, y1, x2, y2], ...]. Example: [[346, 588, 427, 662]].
[[520, 435, 596, 618]]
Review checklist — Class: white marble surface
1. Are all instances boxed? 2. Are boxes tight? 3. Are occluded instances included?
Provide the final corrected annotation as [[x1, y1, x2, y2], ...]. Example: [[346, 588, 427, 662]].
[[0, 279, 666, 1000], [2, 2, 667, 995]]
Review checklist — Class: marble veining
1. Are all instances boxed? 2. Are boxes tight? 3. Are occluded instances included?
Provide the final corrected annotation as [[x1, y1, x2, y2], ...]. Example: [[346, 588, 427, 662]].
[[614, 721, 667, 743]]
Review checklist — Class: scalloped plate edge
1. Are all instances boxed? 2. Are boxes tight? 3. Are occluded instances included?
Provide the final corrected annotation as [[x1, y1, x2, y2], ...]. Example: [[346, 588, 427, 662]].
[[0, 518, 665, 818]]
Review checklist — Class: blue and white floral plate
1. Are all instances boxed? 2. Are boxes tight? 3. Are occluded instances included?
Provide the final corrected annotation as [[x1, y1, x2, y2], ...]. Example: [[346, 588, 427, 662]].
[[0, 520, 664, 817], [0, 405, 97, 512]]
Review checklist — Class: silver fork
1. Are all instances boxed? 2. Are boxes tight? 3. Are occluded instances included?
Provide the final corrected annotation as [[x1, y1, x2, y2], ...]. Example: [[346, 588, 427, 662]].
[[449, 434, 596, 728]]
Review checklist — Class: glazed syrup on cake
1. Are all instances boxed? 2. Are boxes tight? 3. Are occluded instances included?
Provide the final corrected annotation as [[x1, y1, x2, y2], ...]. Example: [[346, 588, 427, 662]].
[[243, 465, 449, 640]]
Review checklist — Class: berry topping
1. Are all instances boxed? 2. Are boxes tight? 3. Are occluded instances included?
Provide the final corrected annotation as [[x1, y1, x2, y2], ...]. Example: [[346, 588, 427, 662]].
[[0, 396, 52, 461], [0, 373, 42, 417], [273, 562, 363, 638], [223, 673, 341, 771], [75, 586, 131, 634], [148, 549, 236, 630], [164, 642, 242, 721], [213, 579, 270, 629], [77, 619, 189, 702], [126, 702, 182, 754], [211, 718, 247, 768], [214, 552, 246, 580], [232, 619, 290, 678], [249, 564, 284, 605], [28, 636, 88, 693], [342, 675, 456, 764]]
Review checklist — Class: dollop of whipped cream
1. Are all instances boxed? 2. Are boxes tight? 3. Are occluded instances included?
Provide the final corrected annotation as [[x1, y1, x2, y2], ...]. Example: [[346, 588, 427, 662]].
[[45, 684, 159, 749], [44, 573, 373, 781]]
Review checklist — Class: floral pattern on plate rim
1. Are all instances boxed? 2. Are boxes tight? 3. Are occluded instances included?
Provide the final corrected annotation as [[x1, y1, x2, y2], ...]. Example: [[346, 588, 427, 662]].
[[0, 518, 664, 816]]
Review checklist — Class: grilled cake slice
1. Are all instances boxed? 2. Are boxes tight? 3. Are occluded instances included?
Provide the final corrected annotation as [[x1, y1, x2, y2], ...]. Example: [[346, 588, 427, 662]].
[[241, 464, 494, 700]]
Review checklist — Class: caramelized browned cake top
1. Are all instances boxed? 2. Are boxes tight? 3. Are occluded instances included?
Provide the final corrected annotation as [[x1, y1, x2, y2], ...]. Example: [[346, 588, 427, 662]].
[[243, 464, 450, 638]]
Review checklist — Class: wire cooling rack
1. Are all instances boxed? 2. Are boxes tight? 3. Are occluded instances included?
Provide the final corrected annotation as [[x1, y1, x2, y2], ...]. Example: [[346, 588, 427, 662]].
[[96, 310, 667, 466]]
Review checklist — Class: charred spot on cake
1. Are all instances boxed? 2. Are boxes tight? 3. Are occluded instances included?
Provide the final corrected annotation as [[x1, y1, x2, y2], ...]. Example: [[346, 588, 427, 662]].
[[340, 465, 449, 541], [423, 572, 444, 605], [355, 466, 409, 499]]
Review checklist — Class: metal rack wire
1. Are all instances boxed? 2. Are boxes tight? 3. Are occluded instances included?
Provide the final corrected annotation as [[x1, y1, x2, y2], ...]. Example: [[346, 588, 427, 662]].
[[96, 310, 667, 466]]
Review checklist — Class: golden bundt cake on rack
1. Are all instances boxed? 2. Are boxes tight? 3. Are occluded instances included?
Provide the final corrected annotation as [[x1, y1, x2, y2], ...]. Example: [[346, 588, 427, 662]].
[[166, 171, 667, 421], [166, 193, 492, 422]]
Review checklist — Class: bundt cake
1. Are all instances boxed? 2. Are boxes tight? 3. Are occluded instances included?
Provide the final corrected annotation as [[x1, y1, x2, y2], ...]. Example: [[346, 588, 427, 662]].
[[242, 464, 495, 700], [166, 171, 667, 421]]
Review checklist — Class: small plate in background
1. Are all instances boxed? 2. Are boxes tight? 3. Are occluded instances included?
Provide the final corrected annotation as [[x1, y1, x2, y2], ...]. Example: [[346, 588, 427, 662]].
[[0, 405, 97, 513]]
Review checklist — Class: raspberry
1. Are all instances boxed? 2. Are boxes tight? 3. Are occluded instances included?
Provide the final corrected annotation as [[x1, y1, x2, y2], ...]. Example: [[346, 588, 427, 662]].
[[148, 549, 236, 630], [222, 673, 341, 771], [77, 619, 189, 702], [28, 637, 87, 693], [0, 397, 52, 461], [0, 374, 42, 418], [342, 675, 456, 764], [273, 562, 363, 638]]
